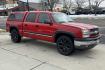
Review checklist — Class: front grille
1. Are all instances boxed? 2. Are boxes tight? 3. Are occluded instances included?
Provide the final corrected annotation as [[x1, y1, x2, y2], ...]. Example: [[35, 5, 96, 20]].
[[90, 28, 99, 38]]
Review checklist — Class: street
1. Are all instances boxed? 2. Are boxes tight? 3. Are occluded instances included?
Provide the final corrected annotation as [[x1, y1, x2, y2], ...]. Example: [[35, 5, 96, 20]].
[[0, 17, 105, 70]]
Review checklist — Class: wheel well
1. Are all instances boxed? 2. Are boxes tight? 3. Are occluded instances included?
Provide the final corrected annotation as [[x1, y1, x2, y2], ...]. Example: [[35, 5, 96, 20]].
[[10, 27, 18, 33], [55, 33, 74, 43]]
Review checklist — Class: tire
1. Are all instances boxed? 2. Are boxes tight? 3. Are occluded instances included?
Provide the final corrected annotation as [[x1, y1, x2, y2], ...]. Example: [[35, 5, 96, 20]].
[[10, 29, 21, 43], [56, 36, 75, 56]]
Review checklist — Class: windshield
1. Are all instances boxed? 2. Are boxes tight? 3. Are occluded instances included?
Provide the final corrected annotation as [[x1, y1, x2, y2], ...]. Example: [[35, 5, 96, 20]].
[[52, 12, 74, 23]]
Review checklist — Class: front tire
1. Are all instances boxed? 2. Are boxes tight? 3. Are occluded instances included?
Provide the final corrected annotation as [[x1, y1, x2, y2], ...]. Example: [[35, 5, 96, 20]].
[[56, 36, 75, 56], [10, 29, 21, 43]]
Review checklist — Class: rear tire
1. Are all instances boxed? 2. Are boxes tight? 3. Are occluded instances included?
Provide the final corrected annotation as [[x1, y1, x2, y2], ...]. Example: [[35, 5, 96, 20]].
[[10, 29, 21, 43], [56, 36, 75, 56]]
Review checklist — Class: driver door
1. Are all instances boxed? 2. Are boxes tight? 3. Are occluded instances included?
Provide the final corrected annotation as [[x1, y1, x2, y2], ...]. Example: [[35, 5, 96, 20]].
[[36, 13, 56, 42]]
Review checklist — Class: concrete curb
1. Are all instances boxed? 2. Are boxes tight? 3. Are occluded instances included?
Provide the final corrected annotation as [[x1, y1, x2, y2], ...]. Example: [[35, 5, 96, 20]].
[[0, 29, 6, 32]]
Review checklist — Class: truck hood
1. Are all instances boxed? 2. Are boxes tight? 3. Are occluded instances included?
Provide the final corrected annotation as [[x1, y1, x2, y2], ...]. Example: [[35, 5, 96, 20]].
[[62, 22, 98, 29]]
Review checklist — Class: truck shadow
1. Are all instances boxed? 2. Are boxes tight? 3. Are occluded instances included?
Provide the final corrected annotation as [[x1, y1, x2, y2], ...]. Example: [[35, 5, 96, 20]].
[[20, 38, 98, 59]]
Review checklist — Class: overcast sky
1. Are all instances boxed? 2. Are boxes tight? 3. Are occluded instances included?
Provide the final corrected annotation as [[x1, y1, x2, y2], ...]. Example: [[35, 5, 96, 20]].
[[100, 1, 105, 7], [20, 0, 105, 7]]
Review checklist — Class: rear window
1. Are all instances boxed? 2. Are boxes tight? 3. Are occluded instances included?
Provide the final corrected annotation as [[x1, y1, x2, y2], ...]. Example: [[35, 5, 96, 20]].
[[8, 13, 24, 21], [8, 14, 15, 20]]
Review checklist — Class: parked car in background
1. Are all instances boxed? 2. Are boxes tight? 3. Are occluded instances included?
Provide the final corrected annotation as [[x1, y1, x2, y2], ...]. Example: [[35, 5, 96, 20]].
[[75, 8, 105, 15]]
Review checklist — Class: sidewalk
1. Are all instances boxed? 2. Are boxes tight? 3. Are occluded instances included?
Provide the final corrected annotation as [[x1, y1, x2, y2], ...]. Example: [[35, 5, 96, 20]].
[[0, 32, 105, 70], [0, 48, 64, 70], [0, 32, 65, 70]]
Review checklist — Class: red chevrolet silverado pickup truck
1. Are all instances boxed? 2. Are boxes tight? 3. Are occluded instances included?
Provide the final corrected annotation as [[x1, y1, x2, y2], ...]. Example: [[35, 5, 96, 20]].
[[6, 11, 100, 56]]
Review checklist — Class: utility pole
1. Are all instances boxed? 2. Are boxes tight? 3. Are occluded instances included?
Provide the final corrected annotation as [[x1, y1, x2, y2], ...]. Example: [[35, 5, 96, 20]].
[[27, 0, 30, 11]]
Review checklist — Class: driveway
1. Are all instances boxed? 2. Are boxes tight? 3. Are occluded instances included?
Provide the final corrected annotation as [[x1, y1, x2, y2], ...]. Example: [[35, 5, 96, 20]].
[[0, 32, 105, 70]]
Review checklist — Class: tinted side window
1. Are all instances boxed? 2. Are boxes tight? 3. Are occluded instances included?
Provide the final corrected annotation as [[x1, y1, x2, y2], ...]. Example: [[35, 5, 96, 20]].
[[38, 13, 51, 23], [15, 13, 24, 21], [8, 14, 15, 20], [26, 13, 37, 22]]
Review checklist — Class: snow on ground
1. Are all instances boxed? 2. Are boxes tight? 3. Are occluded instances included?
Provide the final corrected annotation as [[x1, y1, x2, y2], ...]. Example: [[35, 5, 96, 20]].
[[0, 16, 8, 19], [69, 14, 105, 19]]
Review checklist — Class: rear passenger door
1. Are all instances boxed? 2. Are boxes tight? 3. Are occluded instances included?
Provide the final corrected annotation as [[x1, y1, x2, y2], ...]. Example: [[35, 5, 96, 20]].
[[23, 12, 38, 38], [14, 13, 25, 34]]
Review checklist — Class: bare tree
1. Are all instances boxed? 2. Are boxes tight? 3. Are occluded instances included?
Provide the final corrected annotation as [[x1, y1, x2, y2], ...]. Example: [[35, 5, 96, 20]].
[[75, 0, 87, 9], [41, 0, 58, 11], [63, 0, 73, 12], [92, 0, 105, 7], [48, 0, 59, 11], [88, 0, 92, 9], [90, 0, 105, 15], [87, 0, 105, 8]]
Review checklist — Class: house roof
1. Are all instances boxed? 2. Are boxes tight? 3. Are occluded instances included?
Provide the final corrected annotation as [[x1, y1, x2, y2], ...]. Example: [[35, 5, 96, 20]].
[[0, 6, 18, 12]]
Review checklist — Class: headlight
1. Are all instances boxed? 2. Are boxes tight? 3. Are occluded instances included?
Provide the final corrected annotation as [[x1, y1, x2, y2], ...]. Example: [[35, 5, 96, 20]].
[[82, 29, 90, 38]]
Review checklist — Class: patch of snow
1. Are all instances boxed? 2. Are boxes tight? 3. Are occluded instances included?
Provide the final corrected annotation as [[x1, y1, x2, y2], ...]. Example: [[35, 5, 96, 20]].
[[0, 16, 8, 19], [69, 14, 105, 19]]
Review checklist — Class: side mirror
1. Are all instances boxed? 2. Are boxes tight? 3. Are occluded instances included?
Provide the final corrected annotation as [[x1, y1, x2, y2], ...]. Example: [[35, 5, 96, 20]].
[[44, 19, 53, 25]]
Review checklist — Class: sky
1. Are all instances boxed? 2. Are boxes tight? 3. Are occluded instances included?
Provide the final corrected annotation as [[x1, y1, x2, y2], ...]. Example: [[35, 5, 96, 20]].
[[20, 0, 105, 7], [100, 1, 105, 7]]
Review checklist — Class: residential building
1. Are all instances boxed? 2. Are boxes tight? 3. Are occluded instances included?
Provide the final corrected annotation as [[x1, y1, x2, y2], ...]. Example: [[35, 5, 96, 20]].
[[18, 0, 60, 11], [0, 0, 18, 16], [0, 0, 18, 5]]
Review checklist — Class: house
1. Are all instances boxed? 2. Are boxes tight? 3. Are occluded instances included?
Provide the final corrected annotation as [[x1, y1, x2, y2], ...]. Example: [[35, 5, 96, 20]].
[[18, 0, 49, 11], [0, 0, 19, 16], [18, 0, 60, 11], [0, 4, 18, 16], [0, 0, 18, 5], [0, 0, 34, 16]]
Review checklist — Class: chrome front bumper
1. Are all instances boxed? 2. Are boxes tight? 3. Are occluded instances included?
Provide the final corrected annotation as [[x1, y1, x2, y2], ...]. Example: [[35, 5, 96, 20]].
[[74, 36, 101, 47], [74, 40, 99, 47], [74, 40, 100, 49]]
